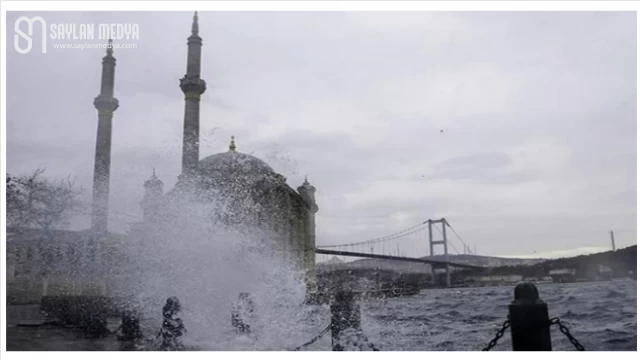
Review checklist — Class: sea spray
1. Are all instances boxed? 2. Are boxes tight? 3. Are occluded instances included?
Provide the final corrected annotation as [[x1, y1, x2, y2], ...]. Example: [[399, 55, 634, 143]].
[[108, 196, 316, 350]]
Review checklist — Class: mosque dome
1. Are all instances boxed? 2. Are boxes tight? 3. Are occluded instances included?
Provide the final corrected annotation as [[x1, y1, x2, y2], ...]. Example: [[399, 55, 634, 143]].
[[197, 136, 278, 182]]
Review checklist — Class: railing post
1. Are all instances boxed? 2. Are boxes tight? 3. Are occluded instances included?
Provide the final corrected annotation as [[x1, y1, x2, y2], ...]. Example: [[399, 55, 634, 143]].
[[231, 292, 254, 334], [330, 290, 362, 351], [159, 296, 185, 351], [118, 310, 143, 350], [509, 282, 552, 351], [119, 311, 143, 341], [80, 297, 109, 338]]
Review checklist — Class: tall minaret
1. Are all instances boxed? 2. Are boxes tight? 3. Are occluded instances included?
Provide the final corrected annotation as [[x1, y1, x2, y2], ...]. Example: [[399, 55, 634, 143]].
[[180, 11, 207, 178], [91, 39, 119, 236]]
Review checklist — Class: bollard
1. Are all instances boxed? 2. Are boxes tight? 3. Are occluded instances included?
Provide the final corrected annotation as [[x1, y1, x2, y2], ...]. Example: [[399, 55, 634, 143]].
[[118, 311, 143, 351], [159, 297, 186, 351], [330, 290, 362, 351], [78, 298, 109, 338], [82, 315, 109, 338], [509, 282, 552, 351], [231, 292, 254, 334], [118, 311, 143, 342]]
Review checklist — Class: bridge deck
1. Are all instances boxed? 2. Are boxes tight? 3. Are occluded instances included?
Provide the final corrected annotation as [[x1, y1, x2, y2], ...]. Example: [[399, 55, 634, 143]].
[[315, 249, 485, 270]]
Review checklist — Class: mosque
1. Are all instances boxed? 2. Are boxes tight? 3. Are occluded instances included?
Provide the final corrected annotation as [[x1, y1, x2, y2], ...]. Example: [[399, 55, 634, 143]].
[[6, 12, 319, 304], [132, 12, 318, 282]]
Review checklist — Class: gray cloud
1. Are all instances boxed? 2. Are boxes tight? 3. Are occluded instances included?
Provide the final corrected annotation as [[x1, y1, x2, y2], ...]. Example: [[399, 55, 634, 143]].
[[6, 11, 636, 258]]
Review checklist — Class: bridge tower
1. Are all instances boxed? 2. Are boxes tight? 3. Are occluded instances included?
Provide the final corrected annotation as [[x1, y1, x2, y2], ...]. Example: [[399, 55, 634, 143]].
[[428, 218, 450, 287]]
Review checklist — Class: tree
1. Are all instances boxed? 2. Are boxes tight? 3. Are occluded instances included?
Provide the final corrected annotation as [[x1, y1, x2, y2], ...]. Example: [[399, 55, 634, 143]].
[[6, 169, 84, 235]]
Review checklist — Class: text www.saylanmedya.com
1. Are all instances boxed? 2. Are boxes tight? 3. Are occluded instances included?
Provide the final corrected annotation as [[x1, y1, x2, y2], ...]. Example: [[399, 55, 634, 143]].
[[52, 42, 138, 50]]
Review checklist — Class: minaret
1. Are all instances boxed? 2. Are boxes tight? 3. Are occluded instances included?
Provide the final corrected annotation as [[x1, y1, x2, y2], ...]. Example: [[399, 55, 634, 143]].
[[91, 39, 119, 236], [180, 11, 207, 178], [141, 169, 164, 224], [297, 176, 319, 291], [229, 135, 236, 152]]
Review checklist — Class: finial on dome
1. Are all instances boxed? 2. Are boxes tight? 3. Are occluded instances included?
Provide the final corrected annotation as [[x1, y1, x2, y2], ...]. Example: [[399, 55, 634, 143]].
[[106, 38, 113, 56], [229, 135, 236, 152], [144, 167, 163, 187], [303, 175, 310, 185]]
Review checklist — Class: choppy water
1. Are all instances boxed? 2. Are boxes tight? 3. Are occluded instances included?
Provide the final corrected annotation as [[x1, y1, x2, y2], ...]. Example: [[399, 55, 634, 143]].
[[356, 279, 637, 351], [7, 280, 636, 351]]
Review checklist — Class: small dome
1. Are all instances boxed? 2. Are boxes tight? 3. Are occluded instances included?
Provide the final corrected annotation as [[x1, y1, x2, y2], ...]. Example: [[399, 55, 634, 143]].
[[298, 176, 315, 191], [144, 169, 163, 187]]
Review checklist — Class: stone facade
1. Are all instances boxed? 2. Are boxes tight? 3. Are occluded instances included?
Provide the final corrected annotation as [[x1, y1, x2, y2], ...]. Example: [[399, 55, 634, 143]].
[[6, 227, 126, 304]]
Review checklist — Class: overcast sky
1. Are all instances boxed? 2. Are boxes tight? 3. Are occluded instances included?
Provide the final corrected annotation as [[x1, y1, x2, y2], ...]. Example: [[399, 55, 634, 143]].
[[6, 11, 637, 258]]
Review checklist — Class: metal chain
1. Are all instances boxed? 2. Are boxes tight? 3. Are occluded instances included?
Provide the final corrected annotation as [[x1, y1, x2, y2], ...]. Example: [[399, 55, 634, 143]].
[[290, 324, 331, 351], [482, 319, 510, 351], [549, 317, 585, 351]]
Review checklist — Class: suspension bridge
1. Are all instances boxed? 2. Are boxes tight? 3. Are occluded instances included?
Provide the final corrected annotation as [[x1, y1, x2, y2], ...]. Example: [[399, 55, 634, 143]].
[[315, 218, 483, 286]]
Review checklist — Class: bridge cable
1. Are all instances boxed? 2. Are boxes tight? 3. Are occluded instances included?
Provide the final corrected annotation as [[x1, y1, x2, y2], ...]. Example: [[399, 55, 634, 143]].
[[317, 220, 429, 249], [445, 221, 472, 254], [348, 221, 427, 246]]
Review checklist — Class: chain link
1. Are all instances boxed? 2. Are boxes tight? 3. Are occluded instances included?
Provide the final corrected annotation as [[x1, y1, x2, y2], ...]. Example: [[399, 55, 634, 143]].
[[549, 317, 585, 351], [289, 315, 583, 351], [290, 324, 331, 351], [289, 324, 380, 351], [482, 319, 511, 351]]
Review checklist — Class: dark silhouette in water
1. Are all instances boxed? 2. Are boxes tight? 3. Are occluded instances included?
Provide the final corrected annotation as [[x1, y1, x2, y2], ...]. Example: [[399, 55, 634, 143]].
[[232, 292, 255, 334], [159, 297, 186, 350]]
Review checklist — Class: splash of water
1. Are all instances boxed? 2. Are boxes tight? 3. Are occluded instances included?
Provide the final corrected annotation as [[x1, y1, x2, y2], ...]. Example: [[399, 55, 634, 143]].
[[108, 196, 319, 350]]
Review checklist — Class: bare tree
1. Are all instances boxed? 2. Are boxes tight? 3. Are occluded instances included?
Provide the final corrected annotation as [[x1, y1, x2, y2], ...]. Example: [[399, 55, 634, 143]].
[[6, 169, 85, 235]]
